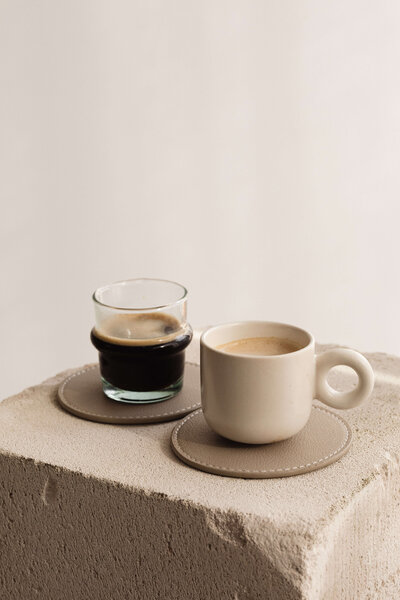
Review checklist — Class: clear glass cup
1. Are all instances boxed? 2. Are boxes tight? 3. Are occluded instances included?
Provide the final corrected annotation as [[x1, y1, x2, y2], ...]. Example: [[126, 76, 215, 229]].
[[91, 278, 192, 403]]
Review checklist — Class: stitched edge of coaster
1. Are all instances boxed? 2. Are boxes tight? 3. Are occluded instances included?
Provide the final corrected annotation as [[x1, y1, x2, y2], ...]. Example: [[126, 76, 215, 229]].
[[58, 364, 201, 420], [171, 407, 351, 475]]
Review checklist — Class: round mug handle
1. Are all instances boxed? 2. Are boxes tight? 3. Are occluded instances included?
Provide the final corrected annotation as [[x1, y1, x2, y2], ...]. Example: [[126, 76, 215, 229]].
[[315, 348, 374, 410]]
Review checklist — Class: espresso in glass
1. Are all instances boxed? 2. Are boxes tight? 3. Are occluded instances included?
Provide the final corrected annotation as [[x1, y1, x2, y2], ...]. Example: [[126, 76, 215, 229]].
[[91, 279, 192, 403]]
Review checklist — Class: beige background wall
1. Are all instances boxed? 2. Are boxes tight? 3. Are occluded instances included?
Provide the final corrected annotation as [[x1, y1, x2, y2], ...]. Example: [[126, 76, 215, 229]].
[[1, 1, 400, 399]]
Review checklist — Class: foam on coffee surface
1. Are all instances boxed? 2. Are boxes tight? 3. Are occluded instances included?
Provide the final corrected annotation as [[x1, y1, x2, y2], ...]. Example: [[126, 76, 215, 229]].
[[95, 312, 183, 346], [217, 336, 301, 356]]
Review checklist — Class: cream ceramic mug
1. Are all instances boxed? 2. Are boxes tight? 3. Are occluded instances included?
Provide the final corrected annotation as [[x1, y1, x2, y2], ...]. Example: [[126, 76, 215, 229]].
[[200, 321, 374, 444]]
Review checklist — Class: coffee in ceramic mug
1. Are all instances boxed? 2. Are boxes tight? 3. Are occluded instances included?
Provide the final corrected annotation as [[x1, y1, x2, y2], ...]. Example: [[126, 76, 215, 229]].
[[217, 336, 301, 356], [201, 321, 374, 444]]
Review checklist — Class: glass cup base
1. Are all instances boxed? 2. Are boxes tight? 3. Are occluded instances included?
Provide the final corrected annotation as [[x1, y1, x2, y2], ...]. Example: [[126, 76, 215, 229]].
[[101, 377, 183, 404]]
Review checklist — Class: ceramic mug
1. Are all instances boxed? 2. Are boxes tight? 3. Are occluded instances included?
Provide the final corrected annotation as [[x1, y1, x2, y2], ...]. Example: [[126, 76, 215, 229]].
[[200, 321, 374, 444]]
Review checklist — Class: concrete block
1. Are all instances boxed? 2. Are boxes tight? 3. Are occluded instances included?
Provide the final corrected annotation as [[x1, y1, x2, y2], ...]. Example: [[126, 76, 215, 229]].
[[1, 336, 400, 599]]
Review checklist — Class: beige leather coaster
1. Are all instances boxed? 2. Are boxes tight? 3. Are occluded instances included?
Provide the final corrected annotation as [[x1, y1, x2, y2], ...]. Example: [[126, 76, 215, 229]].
[[171, 406, 352, 478], [58, 363, 200, 424]]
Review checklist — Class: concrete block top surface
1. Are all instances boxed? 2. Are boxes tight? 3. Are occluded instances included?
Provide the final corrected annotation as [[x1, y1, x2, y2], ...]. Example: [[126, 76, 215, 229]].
[[1, 333, 400, 541]]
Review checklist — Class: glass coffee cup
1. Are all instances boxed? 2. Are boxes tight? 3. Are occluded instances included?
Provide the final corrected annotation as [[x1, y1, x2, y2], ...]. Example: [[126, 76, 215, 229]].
[[91, 278, 192, 403]]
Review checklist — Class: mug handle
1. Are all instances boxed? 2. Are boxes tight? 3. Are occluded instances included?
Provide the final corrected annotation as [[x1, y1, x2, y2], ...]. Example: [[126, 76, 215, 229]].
[[315, 348, 374, 409]]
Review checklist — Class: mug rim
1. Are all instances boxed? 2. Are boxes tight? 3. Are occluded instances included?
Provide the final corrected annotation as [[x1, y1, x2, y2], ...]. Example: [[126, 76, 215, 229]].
[[200, 320, 314, 359]]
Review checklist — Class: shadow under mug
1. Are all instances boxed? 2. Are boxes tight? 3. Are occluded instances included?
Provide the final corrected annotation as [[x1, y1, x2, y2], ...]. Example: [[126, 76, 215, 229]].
[[200, 321, 374, 444]]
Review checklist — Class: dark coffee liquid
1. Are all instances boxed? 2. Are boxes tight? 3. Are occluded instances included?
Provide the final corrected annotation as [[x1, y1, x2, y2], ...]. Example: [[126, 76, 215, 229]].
[[91, 313, 192, 392]]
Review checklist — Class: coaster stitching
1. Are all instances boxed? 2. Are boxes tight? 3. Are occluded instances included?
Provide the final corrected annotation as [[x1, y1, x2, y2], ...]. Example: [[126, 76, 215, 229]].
[[59, 365, 201, 419], [172, 407, 350, 474]]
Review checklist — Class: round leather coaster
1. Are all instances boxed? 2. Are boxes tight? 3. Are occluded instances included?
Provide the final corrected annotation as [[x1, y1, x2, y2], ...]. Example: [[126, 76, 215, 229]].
[[171, 406, 352, 478], [58, 363, 201, 424]]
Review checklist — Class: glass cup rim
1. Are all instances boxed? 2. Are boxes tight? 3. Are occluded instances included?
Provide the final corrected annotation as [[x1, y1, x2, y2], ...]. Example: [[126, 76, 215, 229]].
[[92, 278, 188, 311]]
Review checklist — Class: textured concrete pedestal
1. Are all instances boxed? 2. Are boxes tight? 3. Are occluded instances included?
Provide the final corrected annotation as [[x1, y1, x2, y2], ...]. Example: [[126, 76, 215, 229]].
[[1, 337, 400, 599]]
